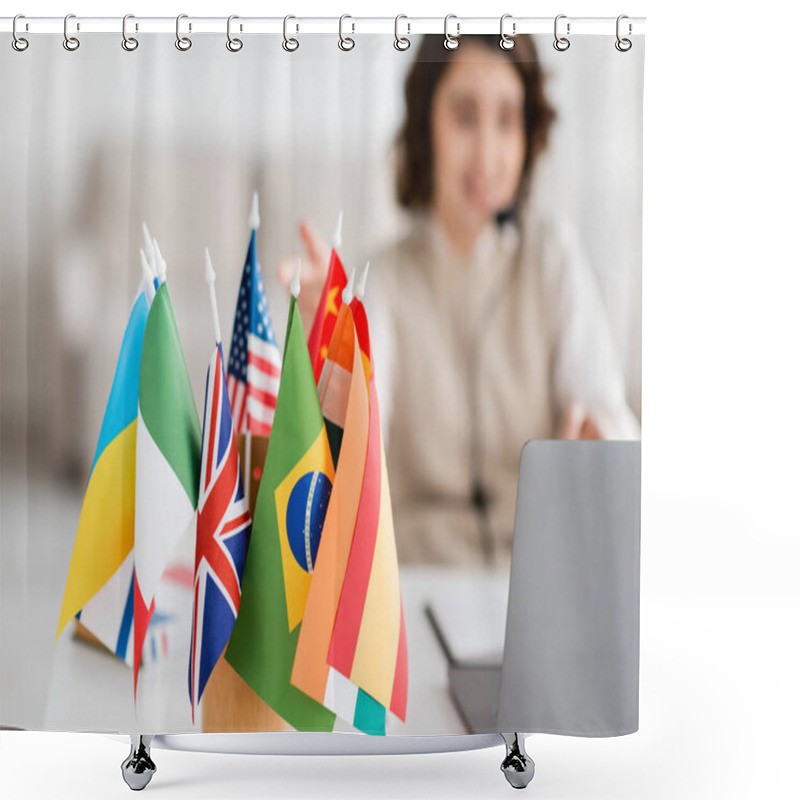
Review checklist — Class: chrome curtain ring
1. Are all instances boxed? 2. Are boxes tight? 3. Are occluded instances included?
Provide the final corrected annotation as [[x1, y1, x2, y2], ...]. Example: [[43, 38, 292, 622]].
[[12, 15, 29, 52], [175, 14, 192, 51], [394, 14, 410, 51], [553, 14, 570, 52], [339, 15, 355, 51], [283, 15, 299, 52], [615, 15, 632, 52], [500, 14, 516, 51], [122, 14, 139, 51], [63, 14, 80, 51], [226, 15, 243, 52], [443, 14, 460, 51]]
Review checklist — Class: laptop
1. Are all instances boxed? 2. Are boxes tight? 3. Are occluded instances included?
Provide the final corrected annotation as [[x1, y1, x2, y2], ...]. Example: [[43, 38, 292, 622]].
[[427, 440, 641, 736]]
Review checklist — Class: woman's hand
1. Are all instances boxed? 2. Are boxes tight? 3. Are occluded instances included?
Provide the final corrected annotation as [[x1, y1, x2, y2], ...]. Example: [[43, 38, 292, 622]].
[[559, 403, 603, 440], [277, 220, 330, 335]]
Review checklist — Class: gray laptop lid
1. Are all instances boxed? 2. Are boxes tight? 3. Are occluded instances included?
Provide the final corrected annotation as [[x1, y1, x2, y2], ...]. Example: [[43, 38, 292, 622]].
[[496, 440, 641, 736]]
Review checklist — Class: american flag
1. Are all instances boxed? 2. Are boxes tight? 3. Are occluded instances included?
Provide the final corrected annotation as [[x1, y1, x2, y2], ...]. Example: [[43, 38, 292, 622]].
[[189, 344, 251, 721], [227, 229, 281, 436]]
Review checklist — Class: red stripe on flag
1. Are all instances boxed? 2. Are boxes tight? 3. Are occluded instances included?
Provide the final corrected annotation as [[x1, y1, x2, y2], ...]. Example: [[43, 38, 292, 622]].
[[197, 452, 242, 607], [248, 416, 272, 436], [162, 564, 195, 587], [235, 380, 246, 432], [389, 602, 408, 721], [247, 385, 278, 410], [221, 512, 250, 535], [248, 352, 281, 377], [133, 572, 155, 704], [350, 298, 371, 362], [327, 376, 382, 677]]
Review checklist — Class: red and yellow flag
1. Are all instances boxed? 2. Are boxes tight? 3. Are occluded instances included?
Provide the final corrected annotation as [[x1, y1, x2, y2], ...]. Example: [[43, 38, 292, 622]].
[[325, 296, 408, 722], [307, 248, 348, 383], [292, 305, 388, 733]]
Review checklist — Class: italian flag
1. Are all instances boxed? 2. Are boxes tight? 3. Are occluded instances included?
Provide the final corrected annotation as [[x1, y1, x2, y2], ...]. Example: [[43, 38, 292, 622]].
[[133, 283, 201, 697]]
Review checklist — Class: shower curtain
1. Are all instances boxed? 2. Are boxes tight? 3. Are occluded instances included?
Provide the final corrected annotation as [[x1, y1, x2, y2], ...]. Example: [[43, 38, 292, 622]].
[[0, 19, 644, 741]]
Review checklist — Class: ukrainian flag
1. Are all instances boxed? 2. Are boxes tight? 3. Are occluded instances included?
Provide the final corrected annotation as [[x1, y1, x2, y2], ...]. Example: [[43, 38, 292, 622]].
[[56, 292, 148, 646]]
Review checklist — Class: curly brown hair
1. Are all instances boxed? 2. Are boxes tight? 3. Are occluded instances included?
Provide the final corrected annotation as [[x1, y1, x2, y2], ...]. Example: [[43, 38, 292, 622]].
[[395, 34, 556, 220]]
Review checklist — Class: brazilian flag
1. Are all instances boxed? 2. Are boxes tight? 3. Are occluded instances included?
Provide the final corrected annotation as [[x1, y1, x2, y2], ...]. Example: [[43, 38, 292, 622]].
[[226, 294, 336, 731]]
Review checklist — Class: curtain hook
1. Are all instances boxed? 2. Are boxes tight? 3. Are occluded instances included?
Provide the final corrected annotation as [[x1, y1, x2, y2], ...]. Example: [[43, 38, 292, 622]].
[[175, 14, 192, 51], [122, 14, 139, 52], [500, 14, 516, 51], [443, 14, 460, 51], [394, 14, 411, 51], [553, 14, 570, 52], [615, 15, 632, 52], [63, 13, 80, 51], [283, 15, 299, 52], [12, 15, 29, 52], [227, 14, 243, 52], [339, 14, 355, 51]]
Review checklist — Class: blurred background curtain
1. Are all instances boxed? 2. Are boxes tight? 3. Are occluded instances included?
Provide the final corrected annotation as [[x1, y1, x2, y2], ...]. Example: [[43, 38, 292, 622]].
[[1, 33, 642, 478]]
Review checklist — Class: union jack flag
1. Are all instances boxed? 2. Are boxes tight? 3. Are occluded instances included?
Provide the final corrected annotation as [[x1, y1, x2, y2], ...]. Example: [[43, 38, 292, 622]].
[[227, 229, 281, 436], [189, 343, 251, 721]]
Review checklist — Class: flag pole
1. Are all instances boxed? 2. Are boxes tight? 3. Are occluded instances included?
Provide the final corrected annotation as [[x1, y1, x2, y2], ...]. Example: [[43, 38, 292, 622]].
[[332, 209, 343, 251], [292, 256, 302, 298], [355, 261, 370, 301], [250, 191, 260, 231], [142, 221, 156, 270], [153, 238, 167, 284], [342, 265, 356, 305], [140, 249, 156, 306], [204, 248, 223, 345], [244, 193, 261, 507]]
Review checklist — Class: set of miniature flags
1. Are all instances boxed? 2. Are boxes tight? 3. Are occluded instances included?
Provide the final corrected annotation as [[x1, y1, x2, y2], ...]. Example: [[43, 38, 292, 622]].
[[56, 194, 408, 735]]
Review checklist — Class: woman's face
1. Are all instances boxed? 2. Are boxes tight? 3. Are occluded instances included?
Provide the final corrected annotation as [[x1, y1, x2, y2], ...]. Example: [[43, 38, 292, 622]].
[[430, 43, 527, 232]]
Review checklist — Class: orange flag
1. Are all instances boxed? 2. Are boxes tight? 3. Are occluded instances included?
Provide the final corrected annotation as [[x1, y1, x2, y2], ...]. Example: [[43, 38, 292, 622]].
[[326, 296, 408, 722], [293, 305, 389, 733]]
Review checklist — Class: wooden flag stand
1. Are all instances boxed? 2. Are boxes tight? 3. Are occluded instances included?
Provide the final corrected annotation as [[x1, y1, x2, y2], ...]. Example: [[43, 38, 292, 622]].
[[200, 432, 291, 733]]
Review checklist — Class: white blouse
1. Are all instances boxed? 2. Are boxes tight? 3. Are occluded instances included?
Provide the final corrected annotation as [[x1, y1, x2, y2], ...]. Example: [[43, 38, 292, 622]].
[[365, 212, 639, 567]]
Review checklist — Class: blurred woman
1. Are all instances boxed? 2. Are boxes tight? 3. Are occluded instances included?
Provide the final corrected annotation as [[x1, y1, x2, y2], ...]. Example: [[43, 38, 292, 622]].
[[280, 35, 638, 567]]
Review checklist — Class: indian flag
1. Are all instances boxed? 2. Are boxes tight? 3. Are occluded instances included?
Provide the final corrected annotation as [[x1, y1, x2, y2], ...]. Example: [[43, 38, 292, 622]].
[[292, 304, 386, 735], [225, 293, 336, 732], [132, 283, 201, 697]]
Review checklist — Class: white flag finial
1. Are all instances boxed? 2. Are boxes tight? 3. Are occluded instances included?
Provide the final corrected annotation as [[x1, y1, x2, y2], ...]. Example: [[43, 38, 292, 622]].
[[142, 221, 155, 266], [332, 209, 343, 251], [140, 248, 156, 305], [291, 257, 301, 298], [342, 265, 356, 305], [355, 261, 370, 300], [204, 247, 216, 285], [153, 238, 167, 283], [249, 192, 261, 230], [204, 247, 222, 345]]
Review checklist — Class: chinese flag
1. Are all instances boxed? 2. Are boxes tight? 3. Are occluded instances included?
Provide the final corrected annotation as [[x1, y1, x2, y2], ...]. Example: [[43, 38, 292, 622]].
[[307, 248, 348, 383]]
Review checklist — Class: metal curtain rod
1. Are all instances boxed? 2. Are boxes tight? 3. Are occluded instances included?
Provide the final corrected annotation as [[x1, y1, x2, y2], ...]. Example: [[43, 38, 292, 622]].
[[1, 15, 646, 36]]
